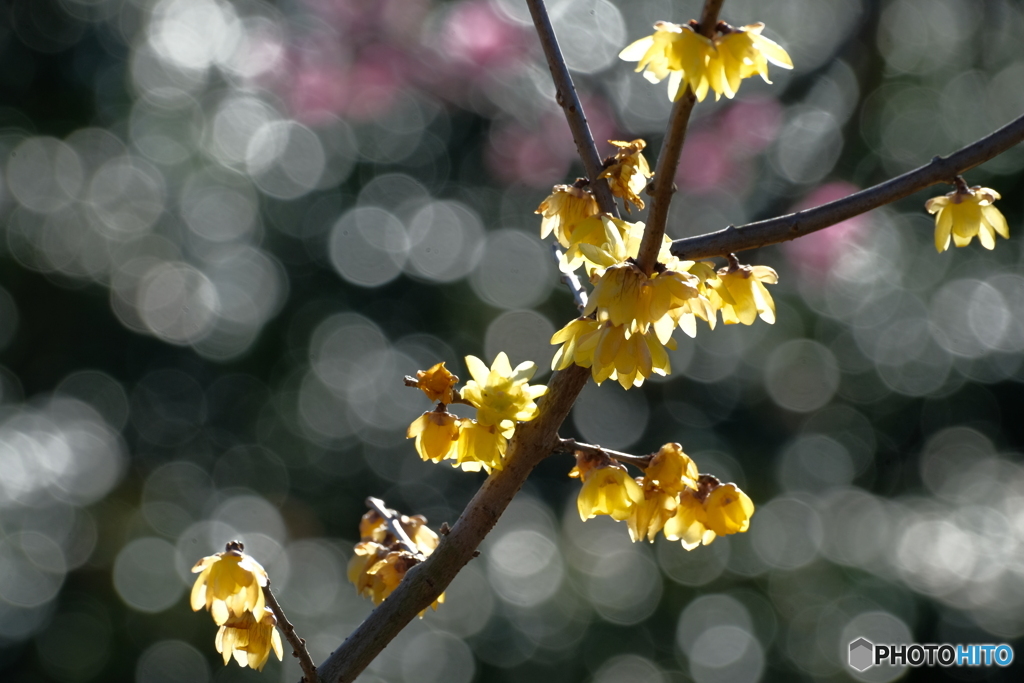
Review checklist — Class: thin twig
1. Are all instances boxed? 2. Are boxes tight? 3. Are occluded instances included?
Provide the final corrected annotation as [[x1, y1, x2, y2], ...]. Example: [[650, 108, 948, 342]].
[[554, 437, 653, 469], [670, 111, 1024, 260], [525, 0, 619, 216], [312, 364, 591, 683], [365, 497, 424, 557], [264, 581, 320, 683], [551, 244, 588, 311], [635, 0, 726, 274]]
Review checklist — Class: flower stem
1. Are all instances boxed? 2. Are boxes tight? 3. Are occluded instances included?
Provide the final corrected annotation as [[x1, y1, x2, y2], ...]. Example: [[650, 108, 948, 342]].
[[263, 581, 320, 683], [635, 0, 727, 274], [554, 437, 654, 469]]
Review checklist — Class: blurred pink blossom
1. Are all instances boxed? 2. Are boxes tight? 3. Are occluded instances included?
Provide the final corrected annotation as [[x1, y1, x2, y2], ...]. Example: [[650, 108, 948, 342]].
[[442, 1, 528, 73], [783, 181, 869, 282]]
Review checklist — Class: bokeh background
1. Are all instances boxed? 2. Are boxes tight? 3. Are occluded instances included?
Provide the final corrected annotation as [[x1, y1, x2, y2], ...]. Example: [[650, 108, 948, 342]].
[[1, 0, 1023, 681]]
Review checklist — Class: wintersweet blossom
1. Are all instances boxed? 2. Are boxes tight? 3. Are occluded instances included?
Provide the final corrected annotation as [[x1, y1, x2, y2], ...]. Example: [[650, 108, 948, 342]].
[[191, 542, 269, 625], [663, 475, 755, 550], [619, 22, 713, 101], [215, 608, 284, 671], [407, 409, 460, 462], [598, 139, 653, 211], [572, 452, 644, 521], [628, 443, 699, 542], [711, 263, 778, 325], [453, 418, 508, 473], [536, 184, 600, 247], [414, 362, 458, 404], [619, 21, 792, 102], [460, 352, 548, 428], [707, 23, 792, 100], [926, 184, 1009, 252]]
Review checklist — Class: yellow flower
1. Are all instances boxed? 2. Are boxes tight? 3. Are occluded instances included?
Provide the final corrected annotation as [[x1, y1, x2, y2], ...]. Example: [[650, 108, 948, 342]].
[[706, 24, 792, 100], [191, 542, 269, 625], [598, 140, 653, 211], [627, 489, 678, 542], [586, 261, 700, 334], [454, 418, 508, 473], [215, 607, 284, 671], [926, 185, 1009, 252], [574, 460, 644, 521], [663, 476, 755, 550], [702, 483, 755, 536], [711, 263, 778, 325], [619, 22, 714, 101], [401, 514, 440, 556], [414, 362, 458, 404], [551, 317, 602, 372], [536, 185, 600, 247], [663, 489, 717, 550], [620, 21, 791, 102], [593, 323, 671, 389], [644, 443, 699, 496], [407, 409, 460, 462], [567, 215, 645, 272], [460, 352, 547, 428]]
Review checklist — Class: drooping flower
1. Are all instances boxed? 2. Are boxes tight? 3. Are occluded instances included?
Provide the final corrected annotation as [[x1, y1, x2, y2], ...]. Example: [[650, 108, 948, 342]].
[[663, 475, 755, 550], [598, 139, 653, 211], [414, 362, 458, 404], [618, 22, 714, 101], [705, 23, 792, 101], [628, 443, 700, 542], [460, 352, 547, 428], [619, 21, 791, 102], [407, 409, 460, 462], [536, 184, 600, 247], [551, 317, 602, 372], [191, 542, 269, 625], [453, 418, 509, 473], [215, 607, 284, 671], [711, 263, 778, 325], [926, 184, 1009, 252], [572, 452, 644, 521]]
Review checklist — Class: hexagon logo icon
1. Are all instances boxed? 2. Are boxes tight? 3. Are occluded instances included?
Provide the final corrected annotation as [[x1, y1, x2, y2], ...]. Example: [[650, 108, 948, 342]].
[[849, 638, 874, 672]]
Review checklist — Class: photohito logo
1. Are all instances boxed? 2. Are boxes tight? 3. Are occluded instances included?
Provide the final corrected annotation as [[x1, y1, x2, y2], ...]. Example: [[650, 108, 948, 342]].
[[848, 638, 1014, 671]]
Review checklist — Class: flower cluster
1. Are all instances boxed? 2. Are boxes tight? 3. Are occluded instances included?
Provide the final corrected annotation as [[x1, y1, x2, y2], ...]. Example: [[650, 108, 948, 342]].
[[406, 356, 547, 473], [926, 182, 1010, 252], [348, 506, 444, 613], [571, 443, 754, 549], [537, 175, 778, 388], [191, 542, 283, 671], [619, 20, 792, 102]]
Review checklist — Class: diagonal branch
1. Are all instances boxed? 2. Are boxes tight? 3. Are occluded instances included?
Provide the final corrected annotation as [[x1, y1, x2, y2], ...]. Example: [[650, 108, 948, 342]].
[[311, 364, 591, 683], [669, 111, 1024, 260], [264, 581, 320, 683], [525, 0, 619, 216], [635, 0, 726, 273]]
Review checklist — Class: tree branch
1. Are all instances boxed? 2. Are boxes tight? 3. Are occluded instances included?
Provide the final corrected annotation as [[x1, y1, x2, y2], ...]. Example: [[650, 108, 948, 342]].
[[670, 111, 1024, 260], [552, 244, 588, 311], [264, 581, 320, 683], [554, 437, 653, 469], [312, 364, 591, 683], [525, 0, 619, 216], [635, 0, 726, 273]]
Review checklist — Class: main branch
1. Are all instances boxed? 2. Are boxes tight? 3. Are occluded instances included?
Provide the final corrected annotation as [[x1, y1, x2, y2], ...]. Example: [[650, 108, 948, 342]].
[[313, 365, 591, 683], [670, 111, 1024, 260], [635, 0, 726, 273]]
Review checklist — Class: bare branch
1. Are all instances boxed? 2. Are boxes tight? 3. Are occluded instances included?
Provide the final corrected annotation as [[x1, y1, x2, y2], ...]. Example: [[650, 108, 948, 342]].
[[264, 581, 320, 683], [551, 244, 588, 311], [313, 364, 592, 683], [525, 0, 619, 216], [670, 111, 1024, 260], [635, 0, 726, 273], [554, 437, 653, 469]]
